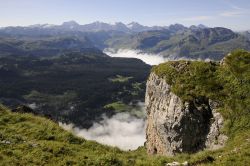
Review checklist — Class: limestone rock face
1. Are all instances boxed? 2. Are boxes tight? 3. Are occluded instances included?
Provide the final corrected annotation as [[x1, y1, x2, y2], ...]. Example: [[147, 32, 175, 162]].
[[145, 73, 227, 156]]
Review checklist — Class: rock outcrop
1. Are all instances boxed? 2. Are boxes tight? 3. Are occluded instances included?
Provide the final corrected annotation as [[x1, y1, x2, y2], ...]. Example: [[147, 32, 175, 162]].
[[145, 73, 227, 156]]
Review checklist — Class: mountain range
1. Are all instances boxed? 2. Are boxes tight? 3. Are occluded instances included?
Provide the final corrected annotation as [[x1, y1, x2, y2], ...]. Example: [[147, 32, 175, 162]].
[[0, 21, 210, 35], [0, 21, 167, 33], [0, 21, 250, 60], [107, 27, 250, 60]]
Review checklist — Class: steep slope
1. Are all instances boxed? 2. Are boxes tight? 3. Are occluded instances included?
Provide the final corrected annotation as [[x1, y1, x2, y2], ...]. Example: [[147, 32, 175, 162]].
[[106, 30, 172, 51], [145, 50, 250, 163], [0, 105, 154, 165], [146, 73, 227, 156], [0, 104, 215, 166]]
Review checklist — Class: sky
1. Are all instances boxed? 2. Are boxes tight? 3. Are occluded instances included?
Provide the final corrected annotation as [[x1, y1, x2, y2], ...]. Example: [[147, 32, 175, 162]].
[[0, 0, 250, 30]]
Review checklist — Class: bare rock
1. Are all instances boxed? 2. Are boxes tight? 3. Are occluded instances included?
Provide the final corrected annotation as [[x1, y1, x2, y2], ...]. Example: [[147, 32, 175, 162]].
[[145, 73, 227, 156]]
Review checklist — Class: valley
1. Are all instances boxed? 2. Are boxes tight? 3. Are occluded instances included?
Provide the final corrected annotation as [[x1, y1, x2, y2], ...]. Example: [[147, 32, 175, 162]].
[[0, 50, 150, 129], [1, 50, 249, 165], [0, 20, 250, 165]]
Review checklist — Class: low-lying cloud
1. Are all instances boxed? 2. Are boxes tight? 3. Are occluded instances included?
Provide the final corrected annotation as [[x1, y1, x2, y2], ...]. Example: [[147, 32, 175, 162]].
[[59, 112, 146, 151], [105, 48, 216, 63], [104, 49, 166, 65]]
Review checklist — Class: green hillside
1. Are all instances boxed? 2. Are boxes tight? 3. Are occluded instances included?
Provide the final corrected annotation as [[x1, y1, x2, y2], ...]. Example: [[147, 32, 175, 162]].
[[1, 101, 249, 165], [1, 50, 250, 166]]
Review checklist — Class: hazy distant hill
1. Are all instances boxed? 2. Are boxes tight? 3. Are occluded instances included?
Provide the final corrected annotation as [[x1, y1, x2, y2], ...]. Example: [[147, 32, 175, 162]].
[[0, 36, 100, 57], [107, 27, 250, 60], [241, 31, 250, 40]]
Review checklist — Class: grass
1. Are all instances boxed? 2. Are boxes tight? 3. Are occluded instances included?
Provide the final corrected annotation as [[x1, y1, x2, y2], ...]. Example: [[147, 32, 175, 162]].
[[104, 101, 145, 118], [1, 50, 250, 165], [109, 75, 133, 83], [0, 104, 249, 165], [151, 49, 250, 165], [0, 105, 172, 166], [104, 101, 132, 112]]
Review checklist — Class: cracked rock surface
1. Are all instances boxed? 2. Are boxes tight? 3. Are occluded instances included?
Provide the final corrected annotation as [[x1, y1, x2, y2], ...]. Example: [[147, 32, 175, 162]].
[[145, 73, 227, 156]]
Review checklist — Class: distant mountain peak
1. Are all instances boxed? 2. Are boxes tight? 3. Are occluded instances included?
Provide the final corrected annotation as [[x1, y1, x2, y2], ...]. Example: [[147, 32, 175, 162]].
[[114, 22, 127, 27], [61, 20, 80, 29], [190, 24, 208, 30], [127, 22, 143, 28], [126, 22, 148, 32], [168, 23, 187, 32], [168, 23, 185, 28], [197, 24, 207, 29], [29, 24, 55, 28], [128, 22, 141, 25], [114, 22, 129, 31], [91, 21, 108, 25]]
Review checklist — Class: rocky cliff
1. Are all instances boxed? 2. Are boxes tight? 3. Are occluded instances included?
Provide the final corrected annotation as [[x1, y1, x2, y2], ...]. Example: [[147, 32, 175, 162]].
[[145, 73, 228, 156]]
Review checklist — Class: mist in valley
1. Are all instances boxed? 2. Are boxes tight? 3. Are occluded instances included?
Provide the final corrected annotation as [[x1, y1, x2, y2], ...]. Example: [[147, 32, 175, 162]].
[[59, 103, 146, 151], [104, 49, 215, 64], [104, 49, 167, 65]]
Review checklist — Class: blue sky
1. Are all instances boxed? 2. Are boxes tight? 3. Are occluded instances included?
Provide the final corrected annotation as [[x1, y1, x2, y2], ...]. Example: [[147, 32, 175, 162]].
[[0, 0, 250, 30]]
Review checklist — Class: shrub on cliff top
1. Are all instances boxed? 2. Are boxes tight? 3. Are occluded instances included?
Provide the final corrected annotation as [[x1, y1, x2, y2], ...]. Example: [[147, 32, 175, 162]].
[[152, 59, 220, 101]]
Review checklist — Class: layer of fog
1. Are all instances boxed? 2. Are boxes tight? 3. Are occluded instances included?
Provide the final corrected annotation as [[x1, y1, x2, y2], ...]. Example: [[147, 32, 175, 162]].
[[104, 49, 214, 65], [59, 103, 146, 151], [104, 49, 166, 65], [28, 103, 38, 109]]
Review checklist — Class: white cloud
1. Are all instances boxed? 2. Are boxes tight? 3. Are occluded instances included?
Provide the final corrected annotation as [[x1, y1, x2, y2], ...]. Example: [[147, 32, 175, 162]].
[[28, 103, 38, 109], [220, 10, 246, 17], [219, 1, 249, 18], [231, 6, 243, 10], [104, 49, 167, 65], [182, 3, 249, 24], [59, 113, 146, 151], [59, 102, 147, 151]]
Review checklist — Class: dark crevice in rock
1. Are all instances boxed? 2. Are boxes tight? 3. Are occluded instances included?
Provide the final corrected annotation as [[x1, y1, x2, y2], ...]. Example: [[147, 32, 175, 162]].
[[146, 73, 227, 156]]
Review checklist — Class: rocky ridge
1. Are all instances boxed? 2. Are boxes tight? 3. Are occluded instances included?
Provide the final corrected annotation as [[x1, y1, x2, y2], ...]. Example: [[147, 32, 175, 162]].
[[145, 73, 227, 156]]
